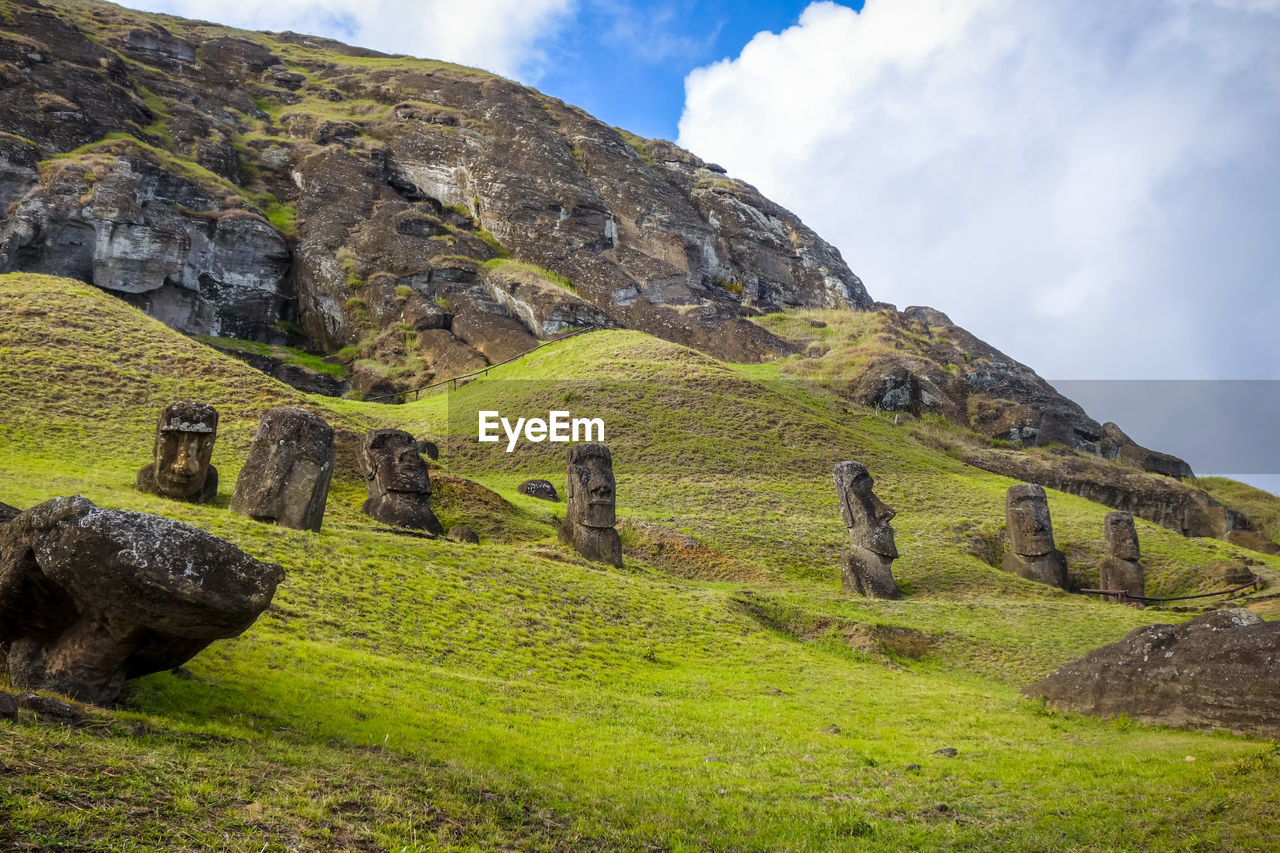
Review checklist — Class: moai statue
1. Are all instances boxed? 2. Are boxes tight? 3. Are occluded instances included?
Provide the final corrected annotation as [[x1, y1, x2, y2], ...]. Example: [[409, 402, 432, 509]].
[[559, 443, 622, 567], [1100, 511, 1145, 600], [1002, 484, 1068, 588], [833, 461, 900, 598], [356, 429, 443, 534], [135, 402, 219, 503], [231, 407, 335, 532]]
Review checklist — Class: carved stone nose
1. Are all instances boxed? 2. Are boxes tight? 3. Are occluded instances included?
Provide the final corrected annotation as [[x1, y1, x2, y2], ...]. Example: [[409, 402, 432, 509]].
[[873, 498, 896, 524], [174, 444, 199, 473]]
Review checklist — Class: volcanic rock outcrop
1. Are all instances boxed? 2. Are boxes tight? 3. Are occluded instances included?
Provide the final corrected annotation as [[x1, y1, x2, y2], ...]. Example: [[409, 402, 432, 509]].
[[559, 443, 622, 567], [135, 402, 219, 503], [1002, 484, 1067, 589], [0, 0, 870, 394], [0, 495, 283, 705], [1099, 512, 1145, 599], [357, 428, 443, 534], [231, 406, 335, 531], [1023, 609, 1280, 737], [832, 461, 900, 598]]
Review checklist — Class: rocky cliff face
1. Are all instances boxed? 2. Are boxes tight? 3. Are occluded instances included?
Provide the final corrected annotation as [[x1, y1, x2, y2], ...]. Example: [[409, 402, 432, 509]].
[[0, 0, 869, 380]]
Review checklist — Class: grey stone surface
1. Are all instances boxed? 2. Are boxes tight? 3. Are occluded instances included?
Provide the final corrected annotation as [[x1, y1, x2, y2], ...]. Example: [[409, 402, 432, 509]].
[[560, 443, 622, 566], [1024, 609, 1280, 736], [1002, 484, 1067, 589], [357, 429, 443, 534], [0, 496, 283, 705], [833, 461, 900, 598], [231, 407, 335, 531]]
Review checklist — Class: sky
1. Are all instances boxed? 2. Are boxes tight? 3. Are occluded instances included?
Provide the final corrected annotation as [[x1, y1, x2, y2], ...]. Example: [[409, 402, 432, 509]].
[[117, 0, 1280, 482]]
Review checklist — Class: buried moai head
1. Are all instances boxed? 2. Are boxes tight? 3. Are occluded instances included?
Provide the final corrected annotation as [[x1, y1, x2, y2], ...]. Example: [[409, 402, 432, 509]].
[[1005, 484, 1056, 556], [566, 443, 616, 529], [357, 429, 442, 534], [561, 444, 621, 567], [1104, 512, 1141, 560], [1002, 484, 1067, 589], [136, 402, 219, 502], [0, 495, 283, 705], [230, 407, 335, 532], [833, 461, 898, 558]]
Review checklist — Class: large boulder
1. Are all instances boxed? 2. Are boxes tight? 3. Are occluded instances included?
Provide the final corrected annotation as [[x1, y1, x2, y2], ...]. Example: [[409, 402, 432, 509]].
[[0, 496, 283, 705], [1023, 609, 1280, 736], [1100, 422, 1195, 479], [517, 479, 559, 502]]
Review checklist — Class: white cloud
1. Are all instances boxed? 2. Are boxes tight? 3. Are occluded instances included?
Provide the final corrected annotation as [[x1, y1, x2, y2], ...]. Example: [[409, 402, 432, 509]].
[[115, 0, 574, 80], [679, 0, 1280, 379]]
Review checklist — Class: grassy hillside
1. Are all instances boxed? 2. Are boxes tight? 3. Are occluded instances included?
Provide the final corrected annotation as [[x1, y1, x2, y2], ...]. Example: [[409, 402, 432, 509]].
[[4, 273, 1280, 851]]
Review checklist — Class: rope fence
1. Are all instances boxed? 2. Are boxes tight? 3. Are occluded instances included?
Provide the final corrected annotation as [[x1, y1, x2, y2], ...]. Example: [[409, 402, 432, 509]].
[[1078, 574, 1263, 606]]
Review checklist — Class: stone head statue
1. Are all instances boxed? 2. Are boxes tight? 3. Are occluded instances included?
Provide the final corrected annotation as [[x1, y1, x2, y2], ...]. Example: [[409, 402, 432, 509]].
[[1104, 512, 1141, 560], [1005, 483, 1056, 556], [1002, 483, 1068, 589], [136, 402, 219, 503], [560, 443, 621, 567], [566, 443, 616, 529], [357, 428, 442, 533], [833, 461, 898, 558], [231, 407, 335, 532]]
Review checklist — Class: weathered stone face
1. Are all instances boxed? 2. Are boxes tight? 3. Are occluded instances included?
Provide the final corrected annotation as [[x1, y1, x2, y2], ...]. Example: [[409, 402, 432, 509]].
[[1100, 556, 1145, 599], [1104, 512, 1141, 560], [357, 429, 442, 533], [1005, 484, 1056, 556], [561, 444, 621, 566], [1023, 609, 1280, 737], [230, 407, 335, 532], [136, 402, 218, 503], [833, 461, 898, 558], [1002, 483, 1068, 588], [1100, 511, 1144, 598], [0, 496, 282, 705], [567, 444, 616, 529], [832, 462, 900, 598]]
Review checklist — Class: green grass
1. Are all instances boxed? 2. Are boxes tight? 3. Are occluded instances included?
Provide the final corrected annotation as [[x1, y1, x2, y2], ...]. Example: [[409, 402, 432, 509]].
[[45, 133, 260, 210], [482, 258, 574, 292], [1199, 477, 1280, 542], [194, 335, 347, 379], [4, 242, 1280, 844]]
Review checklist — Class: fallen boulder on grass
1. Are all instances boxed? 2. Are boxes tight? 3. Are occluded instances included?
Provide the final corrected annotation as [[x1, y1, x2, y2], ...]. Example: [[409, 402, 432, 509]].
[[1023, 608, 1280, 736], [0, 496, 283, 705]]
